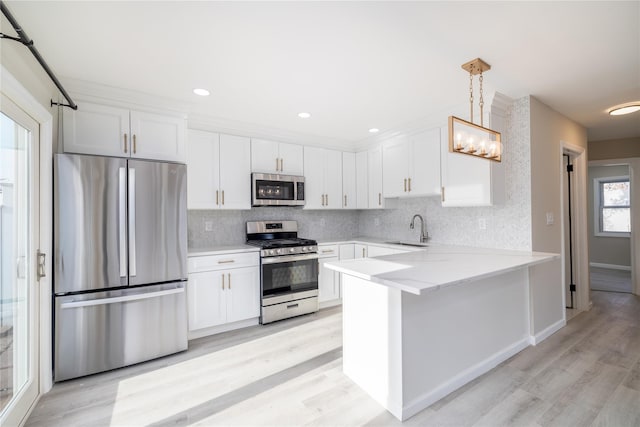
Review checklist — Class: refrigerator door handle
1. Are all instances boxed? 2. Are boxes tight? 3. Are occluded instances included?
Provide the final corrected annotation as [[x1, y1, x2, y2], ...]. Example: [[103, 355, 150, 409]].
[[119, 167, 127, 278], [128, 167, 137, 277], [60, 287, 184, 309]]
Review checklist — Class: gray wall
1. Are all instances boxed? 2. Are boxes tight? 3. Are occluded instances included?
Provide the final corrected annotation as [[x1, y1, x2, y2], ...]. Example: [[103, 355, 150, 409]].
[[588, 164, 631, 267]]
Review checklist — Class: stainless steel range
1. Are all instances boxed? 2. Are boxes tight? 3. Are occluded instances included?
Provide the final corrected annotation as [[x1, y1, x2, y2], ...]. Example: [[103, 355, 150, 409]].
[[246, 221, 319, 324]]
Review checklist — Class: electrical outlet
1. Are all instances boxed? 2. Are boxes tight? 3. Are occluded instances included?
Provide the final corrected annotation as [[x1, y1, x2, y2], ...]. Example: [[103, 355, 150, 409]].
[[478, 218, 487, 230], [204, 221, 214, 232], [546, 212, 554, 225], [320, 218, 326, 227], [374, 217, 380, 226]]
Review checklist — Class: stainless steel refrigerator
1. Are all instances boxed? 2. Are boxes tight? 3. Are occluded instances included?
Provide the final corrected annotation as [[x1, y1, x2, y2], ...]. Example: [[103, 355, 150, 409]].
[[53, 153, 188, 381]]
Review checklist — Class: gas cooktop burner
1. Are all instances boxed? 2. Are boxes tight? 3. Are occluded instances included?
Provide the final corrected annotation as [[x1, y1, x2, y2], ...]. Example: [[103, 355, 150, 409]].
[[246, 238, 317, 249]]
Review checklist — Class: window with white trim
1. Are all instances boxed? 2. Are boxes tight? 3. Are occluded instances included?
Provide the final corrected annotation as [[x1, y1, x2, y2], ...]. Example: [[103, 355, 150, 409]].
[[594, 176, 631, 236]]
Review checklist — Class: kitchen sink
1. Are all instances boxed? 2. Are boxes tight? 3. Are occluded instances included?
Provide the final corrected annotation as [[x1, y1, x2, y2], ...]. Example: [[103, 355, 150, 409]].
[[385, 241, 429, 248]]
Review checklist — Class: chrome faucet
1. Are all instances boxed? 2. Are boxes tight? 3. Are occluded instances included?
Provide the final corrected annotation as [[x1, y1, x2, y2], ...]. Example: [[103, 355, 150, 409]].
[[410, 214, 429, 243]]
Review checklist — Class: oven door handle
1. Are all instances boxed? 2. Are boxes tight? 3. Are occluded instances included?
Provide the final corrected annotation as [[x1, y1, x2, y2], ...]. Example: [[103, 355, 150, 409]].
[[261, 253, 320, 264]]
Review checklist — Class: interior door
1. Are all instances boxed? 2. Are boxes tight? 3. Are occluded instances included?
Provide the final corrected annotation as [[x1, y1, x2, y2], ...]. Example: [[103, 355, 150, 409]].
[[128, 160, 187, 286], [0, 94, 40, 426]]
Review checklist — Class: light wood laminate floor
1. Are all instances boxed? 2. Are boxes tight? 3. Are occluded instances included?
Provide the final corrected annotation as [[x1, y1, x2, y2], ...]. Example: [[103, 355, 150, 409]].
[[27, 291, 640, 427]]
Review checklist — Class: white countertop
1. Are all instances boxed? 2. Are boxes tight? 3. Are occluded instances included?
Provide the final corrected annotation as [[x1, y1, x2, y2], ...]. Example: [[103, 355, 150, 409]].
[[325, 244, 559, 295], [188, 244, 260, 257]]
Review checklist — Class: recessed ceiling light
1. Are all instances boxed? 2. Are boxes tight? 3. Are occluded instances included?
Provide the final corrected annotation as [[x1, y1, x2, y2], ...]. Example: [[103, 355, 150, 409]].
[[608, 102, 640, 116], [369, 128, 380, 133], [298, 112, 311, 119], [193, 88, 210, 97]]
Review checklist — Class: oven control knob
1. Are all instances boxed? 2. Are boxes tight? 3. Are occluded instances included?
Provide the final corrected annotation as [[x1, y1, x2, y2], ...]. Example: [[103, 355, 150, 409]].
[[301, 246, 307, 252], [276, 248, 283, 255], [289, 248, 295, 253]]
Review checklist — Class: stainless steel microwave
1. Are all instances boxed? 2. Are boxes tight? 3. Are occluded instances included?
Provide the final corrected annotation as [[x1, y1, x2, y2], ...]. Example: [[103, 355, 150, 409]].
[[251, 173, 305, 206]]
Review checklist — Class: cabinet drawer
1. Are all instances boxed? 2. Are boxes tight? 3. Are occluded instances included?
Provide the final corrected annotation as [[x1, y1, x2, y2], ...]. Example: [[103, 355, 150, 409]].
[[188, 252, 259, 273], [318, 244, 339, 258]]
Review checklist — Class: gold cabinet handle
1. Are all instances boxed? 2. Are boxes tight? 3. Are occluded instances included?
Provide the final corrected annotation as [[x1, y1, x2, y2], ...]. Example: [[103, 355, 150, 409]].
[[441, 186, 445, 202], [217, 259, 235, 264], [133, 134, 137, 154], [222, 190, 225, 205], [124, 134, 128, 153], [326, 194, 328, 206], [321, 249, 335, 254], [221, 273, 225, 290], [276, 158, 280, 172], [404, 178, 407, 192], [378, 192, 382, 206], [362, 248, 366, 257], [344, 194, 347, 207], [216, 190, 219, 205], [408, 177, 411, 192], [228, 273, 231, 289], [280, 158, 284, 172], [321, 195, 324, 206]]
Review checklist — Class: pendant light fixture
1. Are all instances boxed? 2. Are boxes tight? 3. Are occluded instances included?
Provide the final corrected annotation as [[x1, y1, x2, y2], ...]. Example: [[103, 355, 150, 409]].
[[448, 58, 502, 162]]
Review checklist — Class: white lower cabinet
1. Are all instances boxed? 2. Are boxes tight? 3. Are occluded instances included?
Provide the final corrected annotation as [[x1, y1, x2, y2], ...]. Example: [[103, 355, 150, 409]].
[[318, 245, 340, 305], [187, 252, 260, 336]]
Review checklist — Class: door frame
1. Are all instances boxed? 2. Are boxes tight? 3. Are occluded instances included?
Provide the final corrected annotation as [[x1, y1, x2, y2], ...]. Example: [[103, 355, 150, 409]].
[[1, 66, 54, 419], [589, 157, 639, 296], [560, 142, 590, 312]]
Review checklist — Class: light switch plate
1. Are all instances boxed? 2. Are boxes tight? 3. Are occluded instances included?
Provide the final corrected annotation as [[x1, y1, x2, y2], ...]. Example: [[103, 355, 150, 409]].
[[478, 218, 487, 230], [546, 212, 554, 225], [204, 221, 214, 232]]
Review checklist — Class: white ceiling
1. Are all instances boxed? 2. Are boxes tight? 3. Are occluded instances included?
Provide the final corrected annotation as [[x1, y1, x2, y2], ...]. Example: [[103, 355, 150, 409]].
[[4, 1, 640, 148]]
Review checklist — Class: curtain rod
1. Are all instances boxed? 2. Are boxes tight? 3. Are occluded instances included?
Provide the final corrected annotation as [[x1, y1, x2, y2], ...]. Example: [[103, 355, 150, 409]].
[[0, 1, 78, 110]]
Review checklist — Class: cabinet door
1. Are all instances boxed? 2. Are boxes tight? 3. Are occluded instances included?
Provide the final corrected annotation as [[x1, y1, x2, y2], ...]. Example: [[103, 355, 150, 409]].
[[342, 152, 357, 209], [440, 127, 492, 206], [63, 102, 129, 157], [356, 151, 369, 209], [251, 139, 279, 173], [409, 128, 441, 196], [324, 149, 343, 209], [354, 244, 368, 259], [279, 142, 304, 175], [219, 134, 251, 210], [382, 137, 409, 198], [226, 266, 260, 323], [368, 146, 385, 208], [187, 130, 219, 209], [187, 271, 226, 330], [318, 257, 340, 302], [130, 110, 186, 162], [339, 244, 355, 260], [303, 146, 326, 209]]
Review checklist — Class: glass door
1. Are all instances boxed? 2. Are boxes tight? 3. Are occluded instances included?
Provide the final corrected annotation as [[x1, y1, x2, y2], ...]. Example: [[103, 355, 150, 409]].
[[0, 94, 40, 426]]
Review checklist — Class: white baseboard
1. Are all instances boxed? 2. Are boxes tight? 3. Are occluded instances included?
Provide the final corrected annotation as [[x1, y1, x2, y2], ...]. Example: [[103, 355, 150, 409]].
[[319, 299, 342, 309], [530, 319, 566, 346], [590, 262, 631, 271], [401, 338, 530, 421]]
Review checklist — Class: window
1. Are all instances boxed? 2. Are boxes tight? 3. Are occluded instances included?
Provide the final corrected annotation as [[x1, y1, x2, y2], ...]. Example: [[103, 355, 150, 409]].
[[594, 176, 631, 236]]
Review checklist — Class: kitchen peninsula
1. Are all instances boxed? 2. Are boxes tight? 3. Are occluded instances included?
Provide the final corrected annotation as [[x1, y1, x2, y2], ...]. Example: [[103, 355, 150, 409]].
[[325, 245, 560, 421]]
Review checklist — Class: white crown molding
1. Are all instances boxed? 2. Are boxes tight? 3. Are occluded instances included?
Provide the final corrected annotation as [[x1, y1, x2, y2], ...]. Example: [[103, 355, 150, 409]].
[[61, 77, 189, 117], [187, 113, 355, 152]]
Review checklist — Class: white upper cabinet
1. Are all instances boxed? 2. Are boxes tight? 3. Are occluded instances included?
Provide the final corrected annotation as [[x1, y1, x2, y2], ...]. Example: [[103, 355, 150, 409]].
[[251, 139, 304, 175], [303, 146, 343, 209], [356, 151, 369, 209], [440, 126, 504, 207], [342, 152, 357, 209], [382, 129, 440, 198], [187, 130, 251, 210], [369, 145, 385, 209], [63, 100, 186, 162]]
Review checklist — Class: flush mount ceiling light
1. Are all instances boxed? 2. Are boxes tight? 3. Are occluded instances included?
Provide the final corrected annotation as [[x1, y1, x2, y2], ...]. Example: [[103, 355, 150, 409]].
[[608, 102, 640, 116], [369, 128, 380, 133], [297, 112, 311, 119], [193, 88, 210, 96], [448, 58, 502, 162]]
